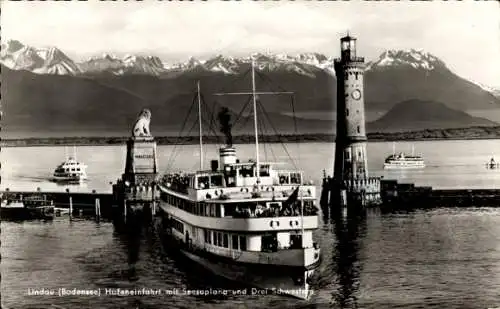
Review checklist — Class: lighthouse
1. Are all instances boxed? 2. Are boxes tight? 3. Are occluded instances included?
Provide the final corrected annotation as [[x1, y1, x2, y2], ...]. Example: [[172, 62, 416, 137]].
[[333, 35, 368, 181], [321, 34, 381, 210]]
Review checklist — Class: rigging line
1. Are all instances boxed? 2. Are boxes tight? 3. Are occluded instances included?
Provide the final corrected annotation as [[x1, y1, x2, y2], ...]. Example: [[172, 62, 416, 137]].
[[256, 101, 268, 162], [211, 67, 252, 98], [235, 103, 254, 137], [257, 99, 278, 163], [255, 69, 299, 165], [192, 68, 251, 152], [204, 97, 224, 158], [257, 99, 298, 170], [165, 93, 197, 173], [168, 117, 200, 170], [290, 93, 301, 167], [181, 95, 215, 145], [200, 96, 225, 147], [200, 93, 221, 148], [233, 94, 253, 124], [201, 109, 222, 145], [255, 70, 290, 93], [231, 95, 253, 132]]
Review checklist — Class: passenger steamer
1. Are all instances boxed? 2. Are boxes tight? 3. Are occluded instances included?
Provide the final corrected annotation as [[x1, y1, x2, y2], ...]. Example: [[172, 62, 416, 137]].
[[52, 147, 88, 183], [384, 143, 425, 170], [156, 61, 321, 300]]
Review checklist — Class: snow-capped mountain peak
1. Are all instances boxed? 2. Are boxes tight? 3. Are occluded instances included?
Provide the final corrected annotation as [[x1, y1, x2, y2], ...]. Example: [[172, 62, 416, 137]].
[[0, 40, 80, 75], [2, 39, 455, 79], [78, 53, 166, 75], [471, 80, 500, 98], [366, 49, 445, 71], [202, 54, 240, 74]]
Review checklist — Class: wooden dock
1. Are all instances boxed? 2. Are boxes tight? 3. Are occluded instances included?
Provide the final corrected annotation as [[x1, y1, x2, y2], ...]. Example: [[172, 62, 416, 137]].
[[1, 189, 114, 219]]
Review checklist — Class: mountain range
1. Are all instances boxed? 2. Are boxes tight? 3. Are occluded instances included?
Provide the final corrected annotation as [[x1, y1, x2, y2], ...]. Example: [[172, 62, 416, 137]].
[[1, 39, 499, 138]]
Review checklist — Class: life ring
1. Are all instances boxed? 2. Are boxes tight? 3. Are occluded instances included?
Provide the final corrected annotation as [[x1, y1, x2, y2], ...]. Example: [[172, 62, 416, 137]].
[[289, 221, 293, 227], [270, 221, 274, 227], [244, 188, 249, 193], [279, 176, 286, 184]]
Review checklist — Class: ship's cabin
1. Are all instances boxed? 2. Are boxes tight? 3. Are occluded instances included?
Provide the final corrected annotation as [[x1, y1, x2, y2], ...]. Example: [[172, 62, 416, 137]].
[[54, 158, 86, 175], [163, 163, 303, 191], [162, 146, 305, 191]]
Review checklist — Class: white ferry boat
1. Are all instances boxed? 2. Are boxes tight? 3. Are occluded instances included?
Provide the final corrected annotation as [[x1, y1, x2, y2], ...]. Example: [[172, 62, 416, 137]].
[[156, 63, 321, 300], [52, 147, 88, 183], [384, 143, 425, 169]]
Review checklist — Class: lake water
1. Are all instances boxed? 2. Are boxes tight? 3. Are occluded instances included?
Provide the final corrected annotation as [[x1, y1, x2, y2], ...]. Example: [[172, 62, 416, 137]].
[[2, 140, 500, 309]]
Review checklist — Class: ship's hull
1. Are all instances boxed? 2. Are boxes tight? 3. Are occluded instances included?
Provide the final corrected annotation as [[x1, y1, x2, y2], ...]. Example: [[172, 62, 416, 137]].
[[155, 223, 316, 300], [487, 163, 499, 170], [181, 249, 315, 300], [384, 162, 425, 170], [52, 175, 87, 183]]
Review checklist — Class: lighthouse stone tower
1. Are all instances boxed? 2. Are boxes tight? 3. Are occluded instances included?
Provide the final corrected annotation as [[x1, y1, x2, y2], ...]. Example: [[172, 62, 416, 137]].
[[328, 34, 380, 208]]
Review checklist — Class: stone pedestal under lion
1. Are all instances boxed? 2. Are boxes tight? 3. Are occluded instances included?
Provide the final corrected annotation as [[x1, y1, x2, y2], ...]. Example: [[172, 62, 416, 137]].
[[112, 109, 160, 229], [123, 108, 158, 185]]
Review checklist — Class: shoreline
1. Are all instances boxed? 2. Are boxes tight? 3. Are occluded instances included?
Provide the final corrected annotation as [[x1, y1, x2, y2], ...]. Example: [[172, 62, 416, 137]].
[[2, 127, 500, 147]]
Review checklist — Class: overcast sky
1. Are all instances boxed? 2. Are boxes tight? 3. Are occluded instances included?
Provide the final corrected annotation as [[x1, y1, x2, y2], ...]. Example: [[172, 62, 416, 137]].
[[2, 1, 499, 87]]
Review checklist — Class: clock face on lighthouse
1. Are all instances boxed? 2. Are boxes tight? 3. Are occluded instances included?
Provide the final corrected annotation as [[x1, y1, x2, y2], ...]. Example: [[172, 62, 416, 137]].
[[351, 89, 361, 100]]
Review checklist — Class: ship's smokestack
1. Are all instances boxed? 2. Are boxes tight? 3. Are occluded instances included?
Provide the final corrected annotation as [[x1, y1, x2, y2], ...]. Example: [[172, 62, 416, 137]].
[[217, 107, 237, 168], [218, 107, 233, 147], [220, 147, 237, 166]]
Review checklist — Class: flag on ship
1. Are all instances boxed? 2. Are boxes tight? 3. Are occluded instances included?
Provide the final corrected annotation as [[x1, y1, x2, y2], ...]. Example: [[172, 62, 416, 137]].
[[283, 186, 300, 208]]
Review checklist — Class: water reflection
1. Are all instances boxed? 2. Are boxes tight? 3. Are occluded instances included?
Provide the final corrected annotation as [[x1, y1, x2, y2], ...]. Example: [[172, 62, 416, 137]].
[[115, 220, 144, 282], [331, 210, 367, 309]]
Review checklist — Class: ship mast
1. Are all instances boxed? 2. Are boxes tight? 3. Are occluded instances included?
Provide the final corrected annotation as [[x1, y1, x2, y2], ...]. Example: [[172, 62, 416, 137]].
[[213, 57, 294, 184], [251, 59, 260, 180], [300, 187, 304, 245], [197, 80, 203, 170]]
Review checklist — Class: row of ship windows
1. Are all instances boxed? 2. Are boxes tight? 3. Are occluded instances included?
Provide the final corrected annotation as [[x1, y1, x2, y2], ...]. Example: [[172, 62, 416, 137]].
[[170, 218, 248, 251], [163, 193, 316, 218], [204, 229, 247, 251], [163, 193, 223, 217], [56, 168, 81, 172]]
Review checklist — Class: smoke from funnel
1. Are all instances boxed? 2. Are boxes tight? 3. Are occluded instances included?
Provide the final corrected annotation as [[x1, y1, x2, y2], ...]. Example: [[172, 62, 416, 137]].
[[218, 107, 233, 147]]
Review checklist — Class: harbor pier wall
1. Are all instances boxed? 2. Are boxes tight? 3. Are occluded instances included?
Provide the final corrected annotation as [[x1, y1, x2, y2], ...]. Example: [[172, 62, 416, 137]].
[[1, 189, 114, 219], [320, 178, 500, 213]]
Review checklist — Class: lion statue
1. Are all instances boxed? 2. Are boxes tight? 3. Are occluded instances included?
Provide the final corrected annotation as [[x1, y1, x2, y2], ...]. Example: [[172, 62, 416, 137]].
[[132, 108, 152, 137]]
